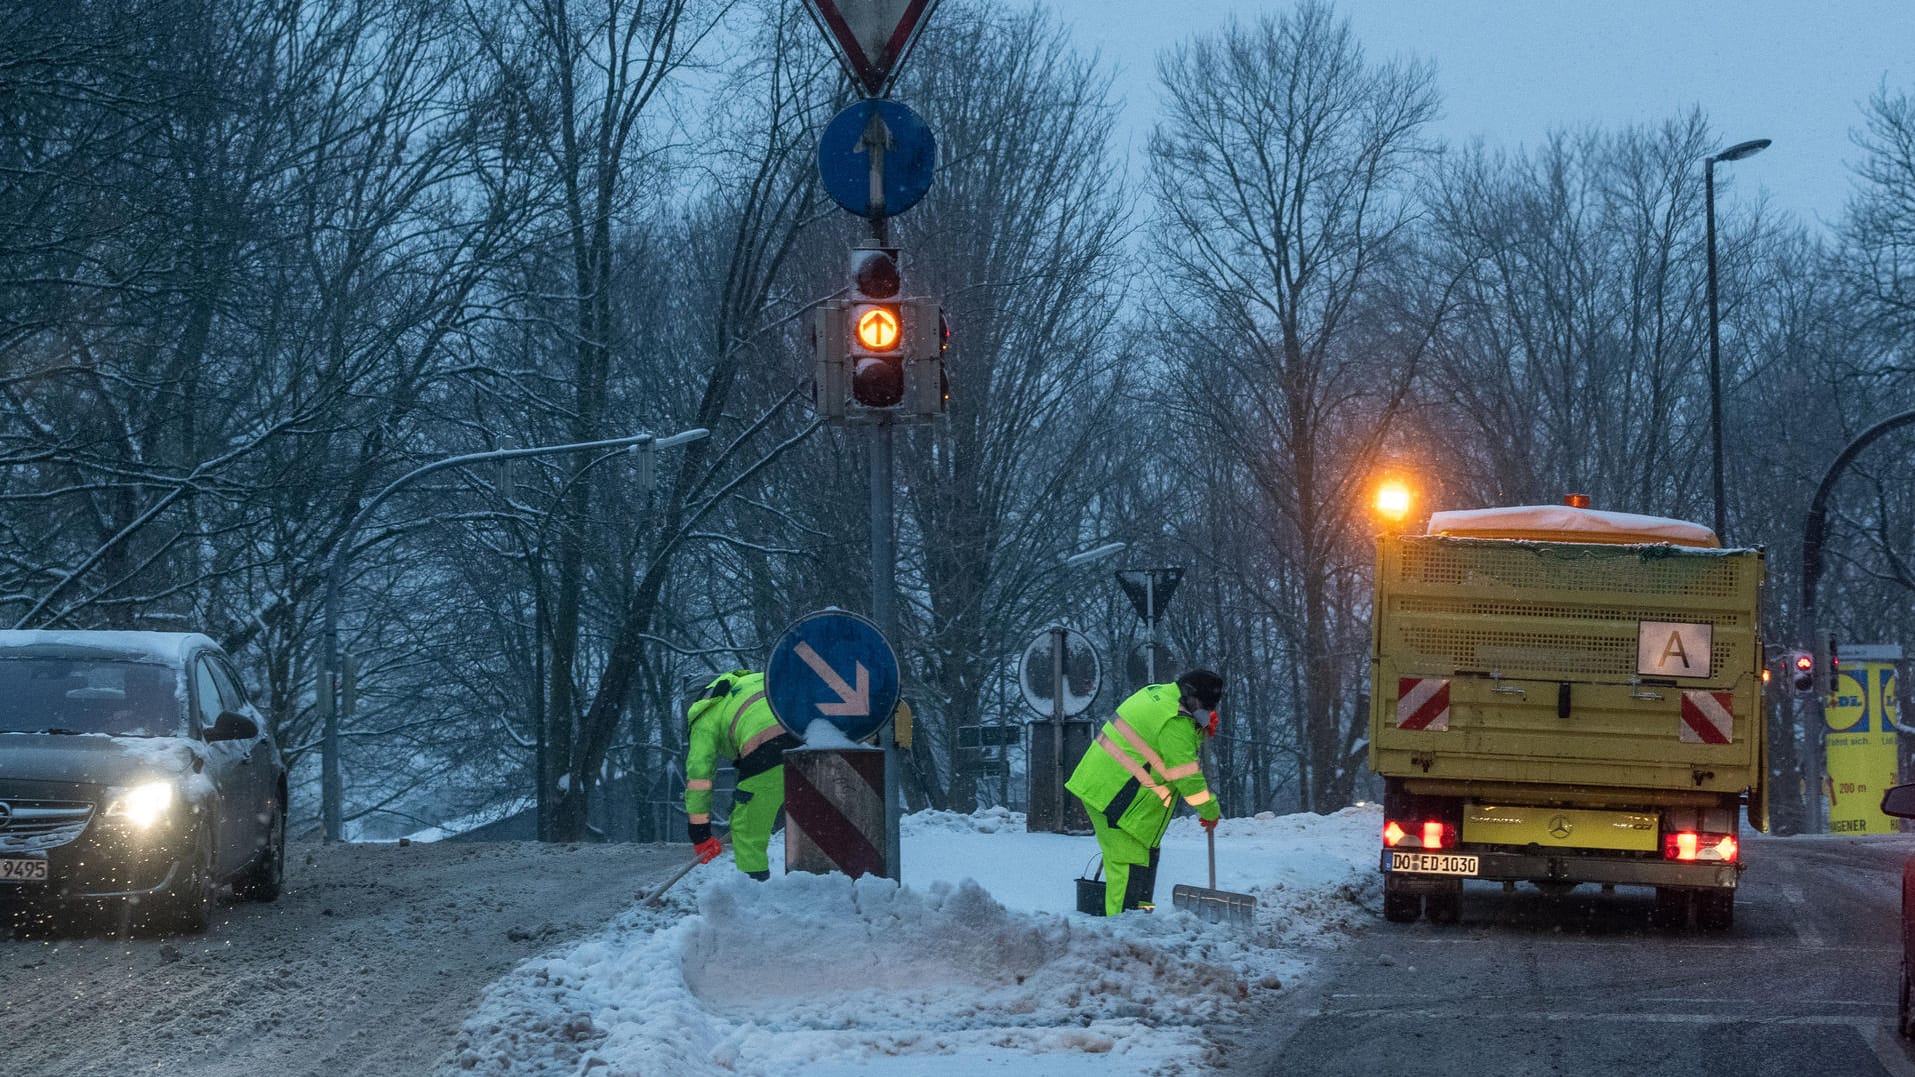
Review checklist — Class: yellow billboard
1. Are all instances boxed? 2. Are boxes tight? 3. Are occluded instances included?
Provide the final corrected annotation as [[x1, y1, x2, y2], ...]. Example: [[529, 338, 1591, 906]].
[[1824, 653, 1902, 834]]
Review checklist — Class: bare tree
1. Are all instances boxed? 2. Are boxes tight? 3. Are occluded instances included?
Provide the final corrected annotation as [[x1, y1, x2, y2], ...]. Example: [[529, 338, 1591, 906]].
[[1146, 2, 1441, 810]]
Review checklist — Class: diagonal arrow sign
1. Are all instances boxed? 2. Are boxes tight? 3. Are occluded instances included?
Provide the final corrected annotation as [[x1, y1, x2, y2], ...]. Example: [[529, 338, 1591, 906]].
[[795, 641, 871, 717]]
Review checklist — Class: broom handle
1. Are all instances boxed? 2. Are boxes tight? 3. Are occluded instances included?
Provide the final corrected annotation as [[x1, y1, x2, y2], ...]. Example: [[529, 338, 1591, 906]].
[[644, 837, 725, 905]]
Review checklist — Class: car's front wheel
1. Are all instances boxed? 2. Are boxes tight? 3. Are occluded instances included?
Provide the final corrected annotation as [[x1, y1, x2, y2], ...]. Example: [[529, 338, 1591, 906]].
[[145, 825, 214, 935], [234, 800, 285, 903]]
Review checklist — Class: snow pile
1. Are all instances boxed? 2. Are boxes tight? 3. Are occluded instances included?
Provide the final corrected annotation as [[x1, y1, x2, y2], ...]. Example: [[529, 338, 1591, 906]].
[[452, 806, 1381, 1076], [900, 804, 1024, 834]]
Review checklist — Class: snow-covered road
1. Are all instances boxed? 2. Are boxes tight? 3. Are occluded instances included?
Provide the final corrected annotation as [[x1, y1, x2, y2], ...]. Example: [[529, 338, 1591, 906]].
[[0, 839, 685, 1077], [1, 809, 1382, 1077]]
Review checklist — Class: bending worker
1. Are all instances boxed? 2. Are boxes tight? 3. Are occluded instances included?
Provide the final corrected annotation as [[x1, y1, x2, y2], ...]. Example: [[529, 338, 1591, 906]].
[[683, 670, 800, 880], [1066, 669, 1224, 915]]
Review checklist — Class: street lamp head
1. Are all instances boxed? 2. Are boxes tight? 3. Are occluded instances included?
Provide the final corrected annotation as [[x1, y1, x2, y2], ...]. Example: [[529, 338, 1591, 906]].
[[1061, 541, 1126, 568], [1712, 138, 1771, 164], [1373, 477, 1414, 525]]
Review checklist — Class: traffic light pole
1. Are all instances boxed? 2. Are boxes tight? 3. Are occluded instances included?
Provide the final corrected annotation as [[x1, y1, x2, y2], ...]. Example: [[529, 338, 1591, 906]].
[[866, 122, 902, 881], [871, 412, 901, 878]]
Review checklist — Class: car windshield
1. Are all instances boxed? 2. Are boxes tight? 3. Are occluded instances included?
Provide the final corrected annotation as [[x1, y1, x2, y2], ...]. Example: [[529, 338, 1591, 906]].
[[0, 656, 184, 737]]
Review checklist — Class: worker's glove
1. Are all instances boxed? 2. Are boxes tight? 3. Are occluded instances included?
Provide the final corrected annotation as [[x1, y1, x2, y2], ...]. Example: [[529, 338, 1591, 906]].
[[1200, 816, 1219, 833], [1203, 710, 1219, 738], [693, 837, 723, 864]]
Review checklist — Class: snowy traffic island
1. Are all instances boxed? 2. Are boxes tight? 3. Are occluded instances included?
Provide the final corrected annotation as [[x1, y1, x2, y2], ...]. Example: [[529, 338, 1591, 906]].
[[452, 806, 1380, 1075]]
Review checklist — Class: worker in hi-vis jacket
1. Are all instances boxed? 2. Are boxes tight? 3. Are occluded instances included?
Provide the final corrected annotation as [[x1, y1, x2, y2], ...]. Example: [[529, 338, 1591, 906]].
[[682, 671, 799, 880], [1065, 669, 1224, 915]]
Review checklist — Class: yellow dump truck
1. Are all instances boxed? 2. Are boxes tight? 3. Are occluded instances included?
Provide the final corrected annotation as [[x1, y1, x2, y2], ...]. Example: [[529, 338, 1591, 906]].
[[1369, 504, 1766, 930]]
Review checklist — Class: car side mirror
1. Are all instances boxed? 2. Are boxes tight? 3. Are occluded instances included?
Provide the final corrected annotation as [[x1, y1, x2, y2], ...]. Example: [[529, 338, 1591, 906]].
[[1881, 784, 1915, 819], [207, 710, 260, 743]]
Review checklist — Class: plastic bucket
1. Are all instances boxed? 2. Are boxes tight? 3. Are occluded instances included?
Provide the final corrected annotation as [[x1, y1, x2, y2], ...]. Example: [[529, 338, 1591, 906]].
[[1075, 856, 1104, 915]]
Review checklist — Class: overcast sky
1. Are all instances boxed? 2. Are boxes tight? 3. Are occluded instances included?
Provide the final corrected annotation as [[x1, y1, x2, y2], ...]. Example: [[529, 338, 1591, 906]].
[[1042, 0, 1915, 231]]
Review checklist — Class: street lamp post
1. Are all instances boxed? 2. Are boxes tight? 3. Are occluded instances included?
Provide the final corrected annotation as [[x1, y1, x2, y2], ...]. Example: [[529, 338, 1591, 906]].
[[319, 428, 709, 841], [1705, 137, 1771, 541]]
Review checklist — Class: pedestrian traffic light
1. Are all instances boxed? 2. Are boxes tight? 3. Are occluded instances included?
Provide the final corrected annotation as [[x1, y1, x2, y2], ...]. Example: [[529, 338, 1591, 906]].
[[849, 246, 905, 408], [1789, 651, 1814, 695]]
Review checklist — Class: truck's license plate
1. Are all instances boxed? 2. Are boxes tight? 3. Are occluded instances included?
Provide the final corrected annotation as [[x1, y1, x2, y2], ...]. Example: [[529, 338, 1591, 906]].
[[0, 857, 48, 883], [1390, 852, 1478, 876]]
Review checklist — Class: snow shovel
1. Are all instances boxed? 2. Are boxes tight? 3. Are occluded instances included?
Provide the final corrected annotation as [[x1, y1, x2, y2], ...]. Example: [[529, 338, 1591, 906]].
[[640, 838, 725, 906], [1171, 824, 1257, 927]]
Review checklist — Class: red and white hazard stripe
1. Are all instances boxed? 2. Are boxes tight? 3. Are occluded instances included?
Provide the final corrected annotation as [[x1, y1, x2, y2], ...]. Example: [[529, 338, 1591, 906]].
[[1679, 691, 1734, 744], [1396, 677, 1451, 732]]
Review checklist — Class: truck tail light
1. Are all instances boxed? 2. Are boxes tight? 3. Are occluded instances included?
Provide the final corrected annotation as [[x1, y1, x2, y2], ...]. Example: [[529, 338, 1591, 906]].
[[1663, 831, 1738, 862], [1384, 818, 1456, 850]]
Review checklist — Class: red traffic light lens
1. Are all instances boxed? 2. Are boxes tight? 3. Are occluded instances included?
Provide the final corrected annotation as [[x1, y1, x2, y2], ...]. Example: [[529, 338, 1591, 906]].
[[1794, 654, 1813, 671], [851, 248, 901, 299]]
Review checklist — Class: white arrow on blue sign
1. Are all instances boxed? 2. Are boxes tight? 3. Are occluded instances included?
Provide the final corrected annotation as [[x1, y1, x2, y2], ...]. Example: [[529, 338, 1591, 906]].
[[818, 99, 935, 218], [766, 610, 901, 743]]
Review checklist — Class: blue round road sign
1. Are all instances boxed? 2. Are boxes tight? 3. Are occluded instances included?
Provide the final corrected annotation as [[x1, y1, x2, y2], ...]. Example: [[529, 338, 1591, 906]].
[[818, 99, 935, 218], [766, 610, 901, 743]]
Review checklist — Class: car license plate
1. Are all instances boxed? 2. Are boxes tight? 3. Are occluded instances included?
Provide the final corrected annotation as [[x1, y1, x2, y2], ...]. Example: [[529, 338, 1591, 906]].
[[0, 857, 48, 883], [1389, 851, 1478, 876]]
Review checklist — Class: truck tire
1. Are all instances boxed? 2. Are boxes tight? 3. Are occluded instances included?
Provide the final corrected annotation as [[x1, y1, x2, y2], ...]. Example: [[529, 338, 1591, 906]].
[[1650, 887, 1690, 930], [1695, 889, 1734, 931], [1900, 959, 1912, 1038], [1900, 959, 1913, 1038], [1383, 877, 1422, 923]]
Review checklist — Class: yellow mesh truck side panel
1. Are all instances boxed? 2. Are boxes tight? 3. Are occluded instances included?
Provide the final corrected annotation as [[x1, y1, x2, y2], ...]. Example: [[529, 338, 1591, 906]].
[[1370, 535, 1765, 805]]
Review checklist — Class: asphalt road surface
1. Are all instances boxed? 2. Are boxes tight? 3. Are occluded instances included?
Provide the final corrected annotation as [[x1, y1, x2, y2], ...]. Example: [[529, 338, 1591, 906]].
[[1215, 833, 1915, 1077], [0, 839, 682, 1077]]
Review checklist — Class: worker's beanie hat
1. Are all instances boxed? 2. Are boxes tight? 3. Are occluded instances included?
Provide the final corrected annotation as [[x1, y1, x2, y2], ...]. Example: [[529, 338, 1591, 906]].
[[1176, 669, 1225, 710], [682, 671, 745, 722]]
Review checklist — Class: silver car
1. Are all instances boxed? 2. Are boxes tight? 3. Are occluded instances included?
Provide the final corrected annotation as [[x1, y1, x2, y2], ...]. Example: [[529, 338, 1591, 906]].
[[0, 631, 287, 934]]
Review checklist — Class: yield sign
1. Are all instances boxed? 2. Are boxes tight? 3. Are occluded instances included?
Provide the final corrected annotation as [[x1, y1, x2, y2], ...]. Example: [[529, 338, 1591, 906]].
[[802, 0, 942, 96]]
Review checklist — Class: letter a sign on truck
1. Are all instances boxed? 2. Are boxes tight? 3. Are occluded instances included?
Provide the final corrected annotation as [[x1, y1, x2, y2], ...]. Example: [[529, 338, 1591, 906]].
[[802, 0, 943, 96], [1638, 620, 1712, 678]]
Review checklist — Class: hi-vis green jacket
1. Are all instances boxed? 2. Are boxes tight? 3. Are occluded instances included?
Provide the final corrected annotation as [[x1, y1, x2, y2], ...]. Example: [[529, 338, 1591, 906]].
[[1066, 683, 1219, 843], [683, 672, 791, 829]]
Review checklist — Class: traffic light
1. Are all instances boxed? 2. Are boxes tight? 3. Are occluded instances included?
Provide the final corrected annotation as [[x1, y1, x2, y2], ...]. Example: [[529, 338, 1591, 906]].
[[849, 246, 905, 408], [811, 244, 948, 419], [901, 300, 947, 416], [1789, 650, 1814, 695], [812, 301, 849, 421]]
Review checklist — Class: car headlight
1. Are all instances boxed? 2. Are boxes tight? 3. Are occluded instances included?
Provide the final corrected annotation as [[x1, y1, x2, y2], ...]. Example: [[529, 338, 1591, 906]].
[[104, 781, 177, 828]]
